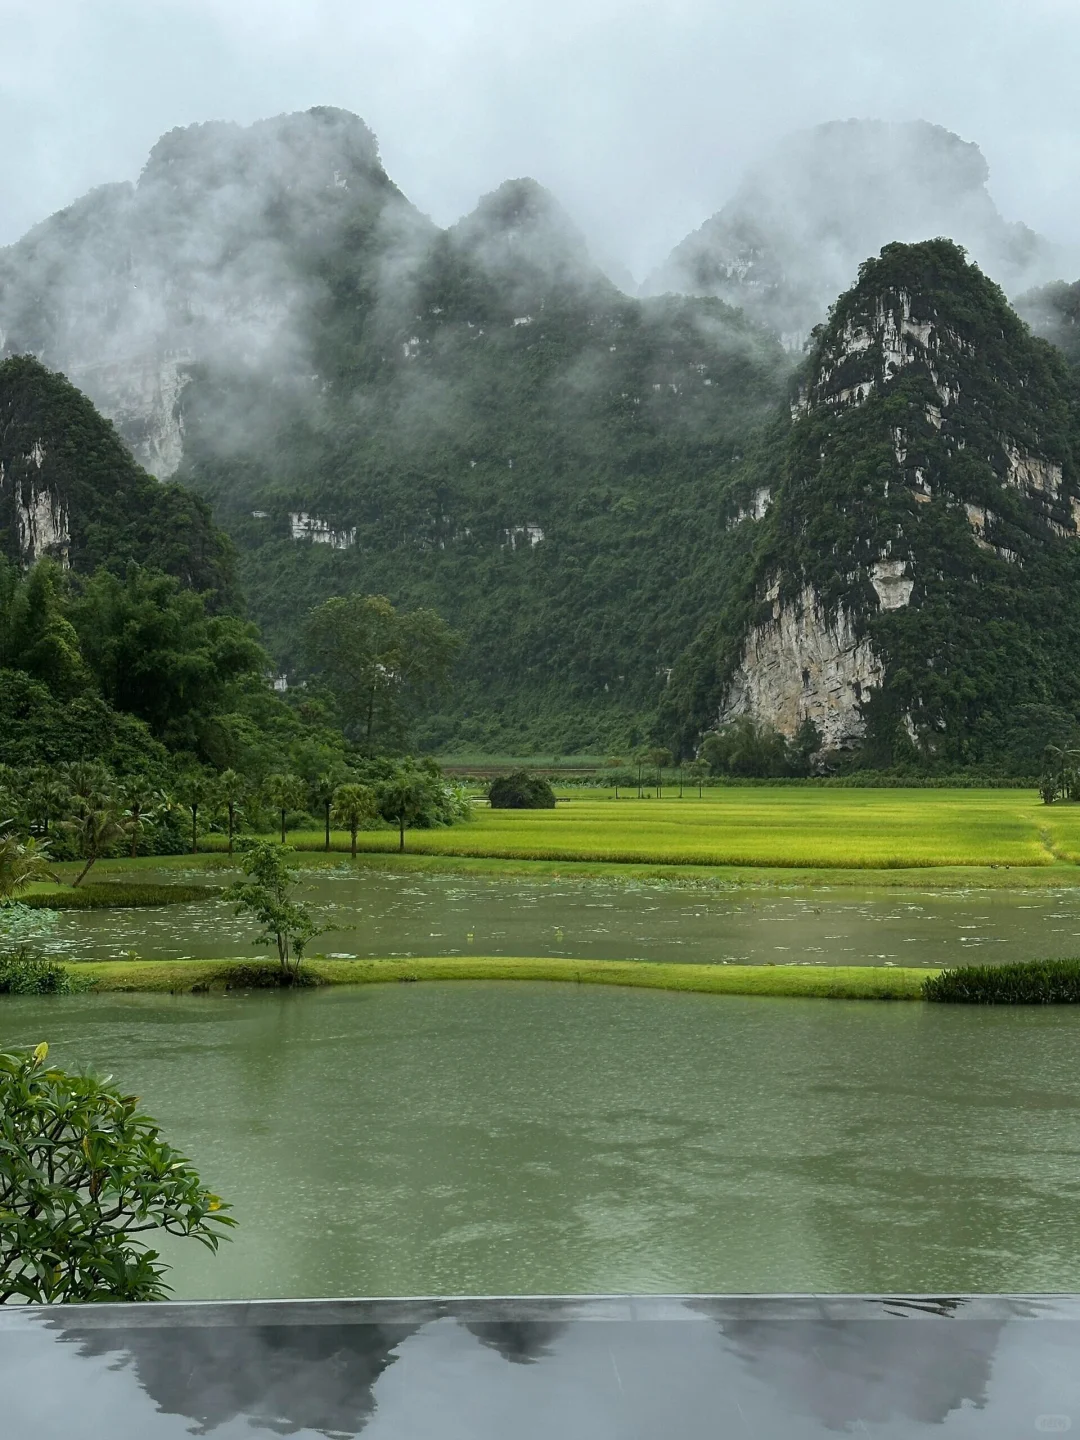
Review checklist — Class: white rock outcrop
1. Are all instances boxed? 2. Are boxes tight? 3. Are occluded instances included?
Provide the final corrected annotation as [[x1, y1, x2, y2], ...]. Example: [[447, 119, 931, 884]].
[[870, 558, 914, 610], [721, 584, 884, 748], [1005, 444, 1062, 499], [289, 512, 356, 548], [15, 486, 70, 564]]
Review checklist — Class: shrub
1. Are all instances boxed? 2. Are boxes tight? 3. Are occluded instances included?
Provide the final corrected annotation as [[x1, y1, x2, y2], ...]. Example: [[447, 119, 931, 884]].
[[0, 1042, 234, 1302], [0, 951, 86, 995], [924, 958, 1080, 1004], [488, 771, 557, 809]]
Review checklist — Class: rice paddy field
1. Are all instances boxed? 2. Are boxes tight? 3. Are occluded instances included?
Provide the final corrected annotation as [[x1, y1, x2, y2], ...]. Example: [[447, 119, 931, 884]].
[[199, 788, 1080, 872]]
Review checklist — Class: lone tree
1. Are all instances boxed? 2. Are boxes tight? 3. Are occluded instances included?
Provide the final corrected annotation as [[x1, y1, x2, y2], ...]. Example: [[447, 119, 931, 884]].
[[215, 769, 247, 855], [263, 772, 307, 845], [227, 842, 323, 979], [0, 1042, 234, 1304], [331, 782, 377, 858], [303, 593, 460, 752], [173, 769, 213, 855], [118, 775, 164, 859], [378, 764, 436, 853], [63, 784, 125, 887]]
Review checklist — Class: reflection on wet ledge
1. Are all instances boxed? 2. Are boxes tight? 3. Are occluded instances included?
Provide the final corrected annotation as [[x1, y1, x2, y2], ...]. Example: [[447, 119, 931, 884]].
[[3, 1294, 1080, 1438]]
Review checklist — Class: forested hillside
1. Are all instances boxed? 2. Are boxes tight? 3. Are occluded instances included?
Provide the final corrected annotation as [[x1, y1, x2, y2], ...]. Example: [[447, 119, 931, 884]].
[[4, 111, 1080, 763], [0, 356, 231, 599], [663, 241, 1080, 773], [182, 179, 790, 751], [0, 359, 346, 780]]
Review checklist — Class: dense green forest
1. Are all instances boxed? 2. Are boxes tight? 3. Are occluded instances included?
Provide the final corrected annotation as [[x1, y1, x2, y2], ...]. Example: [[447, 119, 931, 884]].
[[178, 179, 790, 752]]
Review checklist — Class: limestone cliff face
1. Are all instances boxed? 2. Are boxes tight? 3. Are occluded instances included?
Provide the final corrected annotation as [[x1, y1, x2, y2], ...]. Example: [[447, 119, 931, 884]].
[[721, 584, 882, 747], [699, 239, 1080, 760], [0, 439, 71, 565]]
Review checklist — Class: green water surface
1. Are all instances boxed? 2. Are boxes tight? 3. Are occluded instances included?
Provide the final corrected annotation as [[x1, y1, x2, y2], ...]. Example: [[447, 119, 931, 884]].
[[3, 984, 1079, 1299], [39, 867, 1080, 968]]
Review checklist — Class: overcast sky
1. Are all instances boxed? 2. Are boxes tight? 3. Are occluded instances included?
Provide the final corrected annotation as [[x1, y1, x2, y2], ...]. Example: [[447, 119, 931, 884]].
[[2, 0, 1079, 282]]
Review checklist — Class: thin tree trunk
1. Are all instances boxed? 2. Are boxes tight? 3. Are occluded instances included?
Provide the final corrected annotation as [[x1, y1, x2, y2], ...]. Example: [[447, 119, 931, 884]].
[[130, 817, 139, 860], [228, 805, 235, 856], [191, 806, 198, 855], [351, 824, 357, 859], [399, 810, 405, 852], [280, 809, 286, 844], [324, 802, 331, 852], [73, 855, 97, 887]]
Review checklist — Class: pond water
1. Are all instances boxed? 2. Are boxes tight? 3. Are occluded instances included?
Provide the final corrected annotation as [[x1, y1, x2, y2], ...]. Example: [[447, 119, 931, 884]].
[[3, 984, 1080, 1300], [39, 866, 1080, 968]]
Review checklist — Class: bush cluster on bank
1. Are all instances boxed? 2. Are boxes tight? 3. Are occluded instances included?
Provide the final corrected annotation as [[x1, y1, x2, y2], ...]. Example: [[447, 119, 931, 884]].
[[488, 771, 557, 808], [924, 958, 1080, 1003]]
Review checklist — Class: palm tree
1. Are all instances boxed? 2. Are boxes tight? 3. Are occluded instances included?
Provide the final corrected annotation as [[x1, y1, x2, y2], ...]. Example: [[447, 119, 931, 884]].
[[60, 761, 113, 807], [173, 770, 213, 855], [632, 745, 650, 798], [331, 783, 377, 858], [0, 825, 53, 902], [1045, 744, 1080, 803], [24, 767, 71, 839], [63, 797, 125, 887], [311, 770, 347, 853], [263, 773, 308, 845], [605, 755, 625, 800], [215, 769, 247, 856], [118, 775, 165, 859], [378, 765, 433, 854]]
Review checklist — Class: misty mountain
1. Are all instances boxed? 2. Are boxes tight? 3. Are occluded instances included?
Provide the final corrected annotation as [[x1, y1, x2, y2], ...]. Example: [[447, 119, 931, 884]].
[[5, 108, 1080, 758], [662, 240, 1080, 771], [1017, 279, 1080, 368], [0, 106, 432, 477], [644, 121, 1063, 347]]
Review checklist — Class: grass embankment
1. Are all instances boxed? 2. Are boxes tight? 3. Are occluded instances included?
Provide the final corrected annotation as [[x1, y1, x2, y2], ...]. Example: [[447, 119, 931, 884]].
[[67, 956, 930, 1001], [22, 883, 219, 910], [193, 790, 1080, 873]]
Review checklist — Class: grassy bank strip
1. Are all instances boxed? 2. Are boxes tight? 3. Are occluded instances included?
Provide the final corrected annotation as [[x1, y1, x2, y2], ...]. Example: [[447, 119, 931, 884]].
[[54, 850, 1080, 893], [22, 883, 221, 910], [65, 956, 931, 1001]]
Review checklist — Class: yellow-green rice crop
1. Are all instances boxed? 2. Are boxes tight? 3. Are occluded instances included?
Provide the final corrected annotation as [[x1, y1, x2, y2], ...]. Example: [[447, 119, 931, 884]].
[[307, 790, 1051, 869]]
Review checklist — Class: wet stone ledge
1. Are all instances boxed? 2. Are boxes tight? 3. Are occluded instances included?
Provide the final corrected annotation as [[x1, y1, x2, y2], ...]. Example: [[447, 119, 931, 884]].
[[2, 1293, 1079, 1438]]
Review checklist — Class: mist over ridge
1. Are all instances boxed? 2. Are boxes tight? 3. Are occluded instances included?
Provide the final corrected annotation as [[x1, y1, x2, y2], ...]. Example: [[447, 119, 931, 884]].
[[3, 104, 1080, 756], [643, 118, 1068, 345]]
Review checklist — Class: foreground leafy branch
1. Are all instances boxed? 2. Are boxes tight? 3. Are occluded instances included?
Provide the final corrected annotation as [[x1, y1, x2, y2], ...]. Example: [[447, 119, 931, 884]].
[[0, 1043, 234, 1304]]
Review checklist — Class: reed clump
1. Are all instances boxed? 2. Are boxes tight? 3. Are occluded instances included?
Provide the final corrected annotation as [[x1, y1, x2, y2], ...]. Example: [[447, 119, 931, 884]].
[[923, 958, 1080, 1003]]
